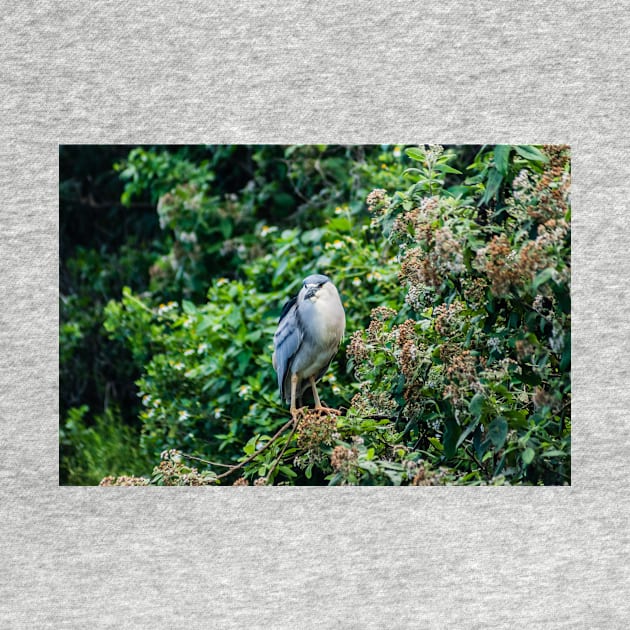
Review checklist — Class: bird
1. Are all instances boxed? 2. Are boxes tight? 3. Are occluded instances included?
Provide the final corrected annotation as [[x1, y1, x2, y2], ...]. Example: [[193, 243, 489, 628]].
[[273, 273, 346, 417]]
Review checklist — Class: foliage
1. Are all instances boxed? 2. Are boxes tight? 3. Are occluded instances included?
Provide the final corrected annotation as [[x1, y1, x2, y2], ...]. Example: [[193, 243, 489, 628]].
[[60, 144, 395, 483], [60, 144, 570, 486], [346, 145, 571, 485], [60, 405, 151, 486], [101, 174, 402, 472]]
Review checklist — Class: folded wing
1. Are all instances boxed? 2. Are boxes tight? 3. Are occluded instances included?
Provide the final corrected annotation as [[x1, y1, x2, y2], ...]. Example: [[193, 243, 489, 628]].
[[273, 297, 302, 400]]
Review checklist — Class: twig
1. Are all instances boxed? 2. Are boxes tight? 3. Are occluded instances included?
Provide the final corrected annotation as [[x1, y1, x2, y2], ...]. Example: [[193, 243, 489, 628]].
[[214, 417, 295, 480], [328, 412, 395, 421], [558, 398, 571, 432], [180, 453, 233, 468], [463, 444, 490, 479], [361, 414, 396, 421], [266, 417, 301, 483]]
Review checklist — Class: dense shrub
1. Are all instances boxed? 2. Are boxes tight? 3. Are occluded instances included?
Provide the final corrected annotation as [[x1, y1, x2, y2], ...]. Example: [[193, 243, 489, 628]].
[[61, 144, 570, 485], [102, 170, 402, 476], [60, 405, 151, 485], [346, 145, 571, 485]]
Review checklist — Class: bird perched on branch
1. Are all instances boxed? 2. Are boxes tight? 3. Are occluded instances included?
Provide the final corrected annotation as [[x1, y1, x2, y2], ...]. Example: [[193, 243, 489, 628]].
[[273, 274, 345, 417]]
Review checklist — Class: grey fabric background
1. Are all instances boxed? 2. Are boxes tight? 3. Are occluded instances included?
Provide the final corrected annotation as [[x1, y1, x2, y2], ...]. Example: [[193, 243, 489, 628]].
[[1, 1, 628, 627]]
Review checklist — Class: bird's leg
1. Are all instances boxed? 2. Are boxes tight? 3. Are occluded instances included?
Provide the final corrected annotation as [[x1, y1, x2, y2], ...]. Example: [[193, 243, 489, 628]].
[[310, 376, 341, 415], [310, 375, 322, 408]]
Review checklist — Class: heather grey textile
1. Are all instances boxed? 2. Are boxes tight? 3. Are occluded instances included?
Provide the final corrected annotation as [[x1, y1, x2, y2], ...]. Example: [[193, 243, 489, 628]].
[[1, 1, 629, 627]]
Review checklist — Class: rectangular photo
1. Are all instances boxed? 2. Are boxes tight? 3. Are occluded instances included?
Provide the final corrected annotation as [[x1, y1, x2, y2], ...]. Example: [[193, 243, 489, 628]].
[[60, 144, 571, 486]]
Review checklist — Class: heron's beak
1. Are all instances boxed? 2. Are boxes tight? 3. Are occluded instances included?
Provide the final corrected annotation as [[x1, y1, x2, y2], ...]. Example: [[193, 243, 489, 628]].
[[305, 284, 319, 300]]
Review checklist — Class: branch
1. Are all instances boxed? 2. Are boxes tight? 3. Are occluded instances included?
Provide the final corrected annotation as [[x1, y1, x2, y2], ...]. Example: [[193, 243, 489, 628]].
[[463, 443, 490, 479], [180, 453, 233, 468], [214, 417, 295, 481], [265, 418, 300, 483]]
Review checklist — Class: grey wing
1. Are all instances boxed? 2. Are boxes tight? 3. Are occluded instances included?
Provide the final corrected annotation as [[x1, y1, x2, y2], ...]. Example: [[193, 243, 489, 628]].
[[273, 303, 303, 400]]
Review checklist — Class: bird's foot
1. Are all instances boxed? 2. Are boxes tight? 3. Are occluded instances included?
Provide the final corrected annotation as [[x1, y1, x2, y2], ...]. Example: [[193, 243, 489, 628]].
[[290, 406, 309, 424], [313, 405, 341, 416]]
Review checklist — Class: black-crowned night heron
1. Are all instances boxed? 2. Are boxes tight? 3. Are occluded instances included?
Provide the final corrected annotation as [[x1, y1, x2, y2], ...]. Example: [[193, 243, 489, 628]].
[[273, 273, 345, 416]]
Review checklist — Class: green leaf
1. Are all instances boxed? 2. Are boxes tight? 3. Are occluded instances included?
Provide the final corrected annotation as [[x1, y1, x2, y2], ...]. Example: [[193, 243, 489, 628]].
[[219, 218, 233, 239], [514, 145, 549, 163], [226, 308, 241, 329], [469, 392, 485, 418], [542, 449, 567, 458], [428, 437, 443, 452], [405, 147, 425, 161], [479, 167, 503, 206], [196, 315, 215, 333], [456, 418, 480, 449], [182, 300, 196, 315], [236, 350, 252, 374], [533, 267, 555, 290], [560, 334, 571, 371], [521, 447, 535, 465], [327, 217, 352, 233], [328, 472, 344, 486], [494, 145, 511, 175], [402, 168, 423, 178], [516, 368, 542, 386], [487, 417, 508, 449], [301, 227, 323, 243], [279, 466, 297, 478], [359, 461, 378, 474], [473, 426, 490, 460], [434, 163, 463, 175], [442, 417, 460, 459]]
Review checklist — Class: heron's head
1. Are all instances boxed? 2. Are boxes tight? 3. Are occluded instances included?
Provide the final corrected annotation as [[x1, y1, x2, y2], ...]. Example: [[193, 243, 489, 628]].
[[301, 273, 331, 301]]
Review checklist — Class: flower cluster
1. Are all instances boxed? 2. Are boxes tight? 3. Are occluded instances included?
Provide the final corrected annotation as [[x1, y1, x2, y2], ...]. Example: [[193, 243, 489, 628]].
[[509, 146, 571, 225], [405, 282, 431, 311], [330, 445, 359, 473], [150, 449, 217, 486], [395, 320, 424, 394], [440, 344, 481, 404], [410, 461, 449, 486], [348, 306, 396, 366], [296, 409, 338, 451], [532, 386, 553, 410], [463, 277, 488, 307], [349, 389, 398, 417], [348, 330, 369, 363], [366, 188, 390, 214], [512, 169, 531, 202], [528, 146, 571, 223], [99, 475, 149, 486], [347, 306, 402, 416], [399, 226, 464, 290], [433, 301, 464, 336], [475, 217, 569, 296]]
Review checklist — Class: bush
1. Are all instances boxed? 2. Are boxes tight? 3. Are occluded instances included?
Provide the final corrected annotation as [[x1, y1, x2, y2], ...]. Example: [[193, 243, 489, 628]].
[[62, 144, 571, 485], [347, 145, 571, 485], [60, 144, 396, 483], [60, 405, 151, 486]]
